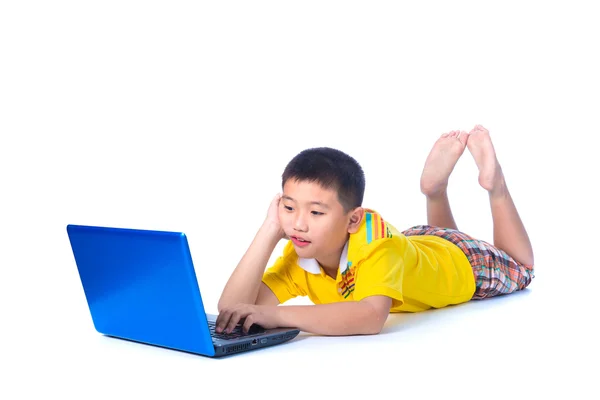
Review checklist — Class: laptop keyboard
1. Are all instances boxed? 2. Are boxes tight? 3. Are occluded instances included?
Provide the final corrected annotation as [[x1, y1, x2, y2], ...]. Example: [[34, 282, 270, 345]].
[[207, 321, 262, 340]]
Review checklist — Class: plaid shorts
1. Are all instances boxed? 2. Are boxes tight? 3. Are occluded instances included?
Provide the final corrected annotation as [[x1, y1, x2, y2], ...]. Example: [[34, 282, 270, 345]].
[[402, 225, 535, 300]]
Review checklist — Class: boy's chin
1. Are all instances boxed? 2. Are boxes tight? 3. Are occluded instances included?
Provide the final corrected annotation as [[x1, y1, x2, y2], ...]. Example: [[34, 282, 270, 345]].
[[293, 244, 316, 256]]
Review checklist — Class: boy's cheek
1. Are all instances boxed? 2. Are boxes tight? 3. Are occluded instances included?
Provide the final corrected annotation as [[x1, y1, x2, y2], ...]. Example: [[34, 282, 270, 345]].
[[278, 209, 290, 223]]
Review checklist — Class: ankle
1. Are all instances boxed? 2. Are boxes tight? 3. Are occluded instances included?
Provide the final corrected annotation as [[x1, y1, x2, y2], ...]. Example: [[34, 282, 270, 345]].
[[488, 179, 509, 200]]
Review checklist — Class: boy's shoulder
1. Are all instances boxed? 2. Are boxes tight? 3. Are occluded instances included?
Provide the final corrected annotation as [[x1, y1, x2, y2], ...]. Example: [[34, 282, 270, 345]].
[[357, 208, 395, 241], [347, 208, 405, 263]]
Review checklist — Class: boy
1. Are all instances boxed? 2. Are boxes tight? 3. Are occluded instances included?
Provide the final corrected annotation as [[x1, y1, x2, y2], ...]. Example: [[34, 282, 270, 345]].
[[215, 125, 535, 336]]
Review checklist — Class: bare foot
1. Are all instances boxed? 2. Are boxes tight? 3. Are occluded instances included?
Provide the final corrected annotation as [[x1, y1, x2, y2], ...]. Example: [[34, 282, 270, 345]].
[[466, 125, 506, 195], [420, 130, 470, 197]]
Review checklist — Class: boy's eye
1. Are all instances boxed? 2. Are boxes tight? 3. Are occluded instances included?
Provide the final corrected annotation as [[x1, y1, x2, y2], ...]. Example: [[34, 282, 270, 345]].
[[284, 206, 293, 211], [311, 211, 324, 216]]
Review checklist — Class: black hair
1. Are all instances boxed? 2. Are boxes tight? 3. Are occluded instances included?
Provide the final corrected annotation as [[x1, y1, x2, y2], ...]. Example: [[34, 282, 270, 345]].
[[281, 147, 365, 213]]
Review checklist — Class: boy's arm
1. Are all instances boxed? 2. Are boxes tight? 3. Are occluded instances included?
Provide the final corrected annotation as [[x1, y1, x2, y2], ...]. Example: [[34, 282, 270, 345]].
[[216, 295, 392, 335], [255, 282, 280, 306], [217, 194, 285, 311], [280, 296, 392, 335], [217, 222, 282, 311]]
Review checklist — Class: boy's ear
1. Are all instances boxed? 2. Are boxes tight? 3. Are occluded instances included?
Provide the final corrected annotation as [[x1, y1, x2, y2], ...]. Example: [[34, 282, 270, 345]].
[[347, 207, 364, 234]]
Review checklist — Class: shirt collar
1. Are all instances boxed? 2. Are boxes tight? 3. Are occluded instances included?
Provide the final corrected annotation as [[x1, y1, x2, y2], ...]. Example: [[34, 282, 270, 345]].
[[297, 241, 349, 275]]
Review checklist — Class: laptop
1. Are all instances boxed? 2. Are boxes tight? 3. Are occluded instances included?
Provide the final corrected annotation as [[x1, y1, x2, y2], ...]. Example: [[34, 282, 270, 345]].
[[66, 224, 300, 357]]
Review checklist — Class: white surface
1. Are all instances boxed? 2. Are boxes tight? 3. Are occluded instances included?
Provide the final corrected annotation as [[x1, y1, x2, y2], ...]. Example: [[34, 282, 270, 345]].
[[1, 1, 598, 399]]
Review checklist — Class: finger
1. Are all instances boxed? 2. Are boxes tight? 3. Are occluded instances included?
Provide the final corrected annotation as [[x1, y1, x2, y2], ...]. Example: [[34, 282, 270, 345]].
[[242, 314, 255, 334], [215, 310, 231, 333], [225, 310, 245, 333]]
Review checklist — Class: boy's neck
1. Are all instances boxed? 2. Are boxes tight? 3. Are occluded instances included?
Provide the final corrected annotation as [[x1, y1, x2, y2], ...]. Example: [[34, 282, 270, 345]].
[[319, 263, 338, 279], [316, 241, 349, 279]]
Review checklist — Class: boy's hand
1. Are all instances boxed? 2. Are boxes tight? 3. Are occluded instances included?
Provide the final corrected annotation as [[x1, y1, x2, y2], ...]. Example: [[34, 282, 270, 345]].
[[215, 304, 283, 334], [264, 193, 286, 240]]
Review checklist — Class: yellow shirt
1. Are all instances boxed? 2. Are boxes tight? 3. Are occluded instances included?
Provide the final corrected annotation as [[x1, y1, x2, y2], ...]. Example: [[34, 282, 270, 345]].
[[262, 209, 476, 312]]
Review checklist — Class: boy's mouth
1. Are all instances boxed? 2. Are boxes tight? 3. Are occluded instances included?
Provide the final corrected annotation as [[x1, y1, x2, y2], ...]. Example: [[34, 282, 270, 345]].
[[290, 236, 311, 247]]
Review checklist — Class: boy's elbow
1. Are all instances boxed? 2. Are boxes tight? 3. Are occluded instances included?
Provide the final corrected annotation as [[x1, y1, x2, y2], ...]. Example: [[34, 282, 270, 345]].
[[365, 319, 385, 335], [358, 297, 391, 335], [355, 310, 386, 335]]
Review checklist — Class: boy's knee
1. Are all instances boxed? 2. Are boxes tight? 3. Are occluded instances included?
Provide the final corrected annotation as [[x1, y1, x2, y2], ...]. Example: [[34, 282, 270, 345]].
[[518, 266, 535, 290]]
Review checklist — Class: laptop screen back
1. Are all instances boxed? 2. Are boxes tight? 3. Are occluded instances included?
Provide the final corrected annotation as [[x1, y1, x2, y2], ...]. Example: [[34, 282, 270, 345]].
[[67, 224, 215, 356]]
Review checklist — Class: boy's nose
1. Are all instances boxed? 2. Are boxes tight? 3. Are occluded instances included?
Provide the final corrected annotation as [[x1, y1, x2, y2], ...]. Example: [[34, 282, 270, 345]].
[[293, 214, 308, 232]]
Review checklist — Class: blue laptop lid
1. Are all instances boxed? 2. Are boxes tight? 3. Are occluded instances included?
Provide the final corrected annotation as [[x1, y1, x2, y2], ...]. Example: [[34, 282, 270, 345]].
[[67, 224, 215, 356]]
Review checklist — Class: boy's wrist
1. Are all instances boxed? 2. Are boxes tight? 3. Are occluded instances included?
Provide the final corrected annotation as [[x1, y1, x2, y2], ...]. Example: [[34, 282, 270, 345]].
[[274, 305, 291, 328], [260, 221, 283, 244], [261, 220, 283, 239]]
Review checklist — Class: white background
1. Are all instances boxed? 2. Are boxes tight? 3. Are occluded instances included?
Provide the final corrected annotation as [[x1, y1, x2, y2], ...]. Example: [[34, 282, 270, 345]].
[[1, 1, 599, 399]]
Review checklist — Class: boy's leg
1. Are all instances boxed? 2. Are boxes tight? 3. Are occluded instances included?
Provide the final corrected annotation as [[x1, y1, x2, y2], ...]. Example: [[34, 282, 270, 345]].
[[466, 125, 534, 266], [420, 131, 470, 230]]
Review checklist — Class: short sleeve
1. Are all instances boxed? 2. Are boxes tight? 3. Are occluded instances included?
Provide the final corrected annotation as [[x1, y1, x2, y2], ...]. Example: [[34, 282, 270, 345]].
[[352, 240, 405, 308], [262, 255, 306, 304]]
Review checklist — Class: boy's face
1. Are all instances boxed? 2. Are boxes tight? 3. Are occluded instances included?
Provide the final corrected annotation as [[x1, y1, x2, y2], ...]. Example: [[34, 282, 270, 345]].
[[279, 179, 362, 268]]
